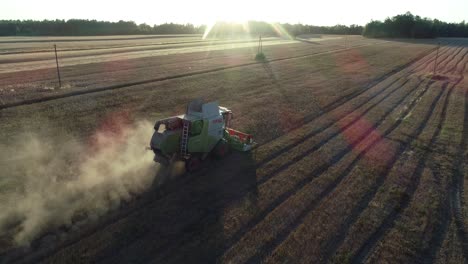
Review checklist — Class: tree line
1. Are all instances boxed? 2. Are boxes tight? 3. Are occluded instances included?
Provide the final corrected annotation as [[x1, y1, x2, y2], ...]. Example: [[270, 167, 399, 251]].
[[0, 19, 362, 37], [203, 21, 362, 38], [363, 12, 468, 38], [0, 20, 205, 36], [2, 14, 467, 38]]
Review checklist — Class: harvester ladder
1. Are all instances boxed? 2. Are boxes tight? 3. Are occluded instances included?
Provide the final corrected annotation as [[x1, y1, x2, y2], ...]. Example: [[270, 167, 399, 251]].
[[180, 121, 190, 156]]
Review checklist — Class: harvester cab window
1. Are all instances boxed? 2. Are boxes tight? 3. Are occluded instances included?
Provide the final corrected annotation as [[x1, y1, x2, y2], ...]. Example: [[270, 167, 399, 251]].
[[157, 124, 166, 133], [190, 120, 203, 136], [156, 118, 183, 133]]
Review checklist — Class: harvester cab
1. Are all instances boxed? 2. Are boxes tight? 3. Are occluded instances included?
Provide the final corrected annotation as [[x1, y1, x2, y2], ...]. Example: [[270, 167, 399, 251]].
[[149, 99, 254, 171]]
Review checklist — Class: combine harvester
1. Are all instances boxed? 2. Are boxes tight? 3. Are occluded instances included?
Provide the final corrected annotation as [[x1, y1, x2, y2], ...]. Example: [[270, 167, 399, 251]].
[[149, 99, 255, 171]]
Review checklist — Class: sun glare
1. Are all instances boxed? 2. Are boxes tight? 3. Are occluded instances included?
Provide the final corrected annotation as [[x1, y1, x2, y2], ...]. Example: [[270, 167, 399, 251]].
[[202, 20, 294, 40], [201, 0, 282, 39]]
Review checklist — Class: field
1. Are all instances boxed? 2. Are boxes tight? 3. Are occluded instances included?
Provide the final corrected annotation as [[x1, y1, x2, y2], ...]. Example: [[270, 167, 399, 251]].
[[0, 34, 467, 264]]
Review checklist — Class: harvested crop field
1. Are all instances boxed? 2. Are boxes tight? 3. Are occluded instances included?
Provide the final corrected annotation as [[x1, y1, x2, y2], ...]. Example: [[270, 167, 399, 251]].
[[1, 34, 468, 264]]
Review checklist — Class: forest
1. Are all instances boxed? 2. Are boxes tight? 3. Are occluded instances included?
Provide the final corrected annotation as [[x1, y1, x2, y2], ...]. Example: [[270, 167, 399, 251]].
[[0, 19, 360, 37], [0, 20, 203, 36], [363, 12, 468, 38]]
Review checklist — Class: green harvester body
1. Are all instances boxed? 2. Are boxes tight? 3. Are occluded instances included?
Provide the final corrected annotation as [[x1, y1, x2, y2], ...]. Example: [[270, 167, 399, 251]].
[[149, 100, 254, 170]]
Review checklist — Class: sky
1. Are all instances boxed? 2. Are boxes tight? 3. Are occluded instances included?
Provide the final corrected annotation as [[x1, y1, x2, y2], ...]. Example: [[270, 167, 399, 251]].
[[1, 0, 467, 26]]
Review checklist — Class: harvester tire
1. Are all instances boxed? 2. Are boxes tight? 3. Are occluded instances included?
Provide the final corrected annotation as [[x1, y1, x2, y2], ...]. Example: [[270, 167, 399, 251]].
[[186, 157, 201, 172], [214, 140, 229, 159]]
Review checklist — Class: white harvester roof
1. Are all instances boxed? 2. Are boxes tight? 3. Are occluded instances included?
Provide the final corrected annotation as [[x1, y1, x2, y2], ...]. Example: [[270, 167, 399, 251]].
[[185, 99, 230, 120]]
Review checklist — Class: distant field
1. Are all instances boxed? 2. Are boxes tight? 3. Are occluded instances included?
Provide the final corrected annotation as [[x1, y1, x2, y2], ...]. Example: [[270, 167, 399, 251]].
[[0, 38, 297, 71], [0, 35, 382, 106], [0, 34, 201, 51], [0, 34, 467, 264]]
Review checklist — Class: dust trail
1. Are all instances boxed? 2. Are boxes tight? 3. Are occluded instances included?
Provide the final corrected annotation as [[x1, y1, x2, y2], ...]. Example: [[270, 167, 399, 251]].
[[0, 120, 157, 246]]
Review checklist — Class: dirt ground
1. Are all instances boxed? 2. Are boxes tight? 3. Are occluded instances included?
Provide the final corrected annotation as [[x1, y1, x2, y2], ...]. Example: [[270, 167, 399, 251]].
[[0, 35, 467, 264]]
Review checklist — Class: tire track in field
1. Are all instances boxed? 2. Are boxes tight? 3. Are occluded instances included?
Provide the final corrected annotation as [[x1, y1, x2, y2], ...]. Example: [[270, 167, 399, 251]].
[[442, 41, 467, 67], [422, 163, 451, 264], [436, 43, 464, 70], [327, 80, 447, 264], [5, 44, 439, 264], [433, 41, 464, 72], [256, 45, 443, 169], [437, 45, 466, 74], [443, 45, 468, 74], [409, 41, 454, 73], [450, 59, 468, 262], [444, 48, 468, 75], [424, 53, 468, 264], [352, 55, 468, 264], [245, 79, 437, 264], [422, 51, 468, 263], [255, 78, 412, 186], [410, 40, 462, 74], [319, 79, 446, 263], [423, 93, 465, 264], [423, 41, 456, 66], [411, 45, 452, 75], [364, 81, 453, 264]]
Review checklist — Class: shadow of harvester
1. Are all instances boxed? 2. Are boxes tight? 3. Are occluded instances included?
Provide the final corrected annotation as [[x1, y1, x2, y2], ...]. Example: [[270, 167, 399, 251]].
[[94, 151, 258, 263]]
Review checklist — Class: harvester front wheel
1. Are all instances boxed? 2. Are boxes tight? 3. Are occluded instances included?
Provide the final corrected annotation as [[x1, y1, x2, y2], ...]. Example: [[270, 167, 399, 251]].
[[214, 139, 230, 159], [186, 157, 201, 172]]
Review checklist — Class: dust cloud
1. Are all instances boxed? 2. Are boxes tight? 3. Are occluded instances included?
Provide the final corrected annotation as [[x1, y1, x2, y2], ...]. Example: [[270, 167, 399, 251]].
[[0, 120, 157, 246]]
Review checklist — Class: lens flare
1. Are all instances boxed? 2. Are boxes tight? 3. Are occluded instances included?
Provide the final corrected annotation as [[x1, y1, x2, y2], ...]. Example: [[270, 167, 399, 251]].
[[203, 20, 295, 40], [270, 23, 294, 40]]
